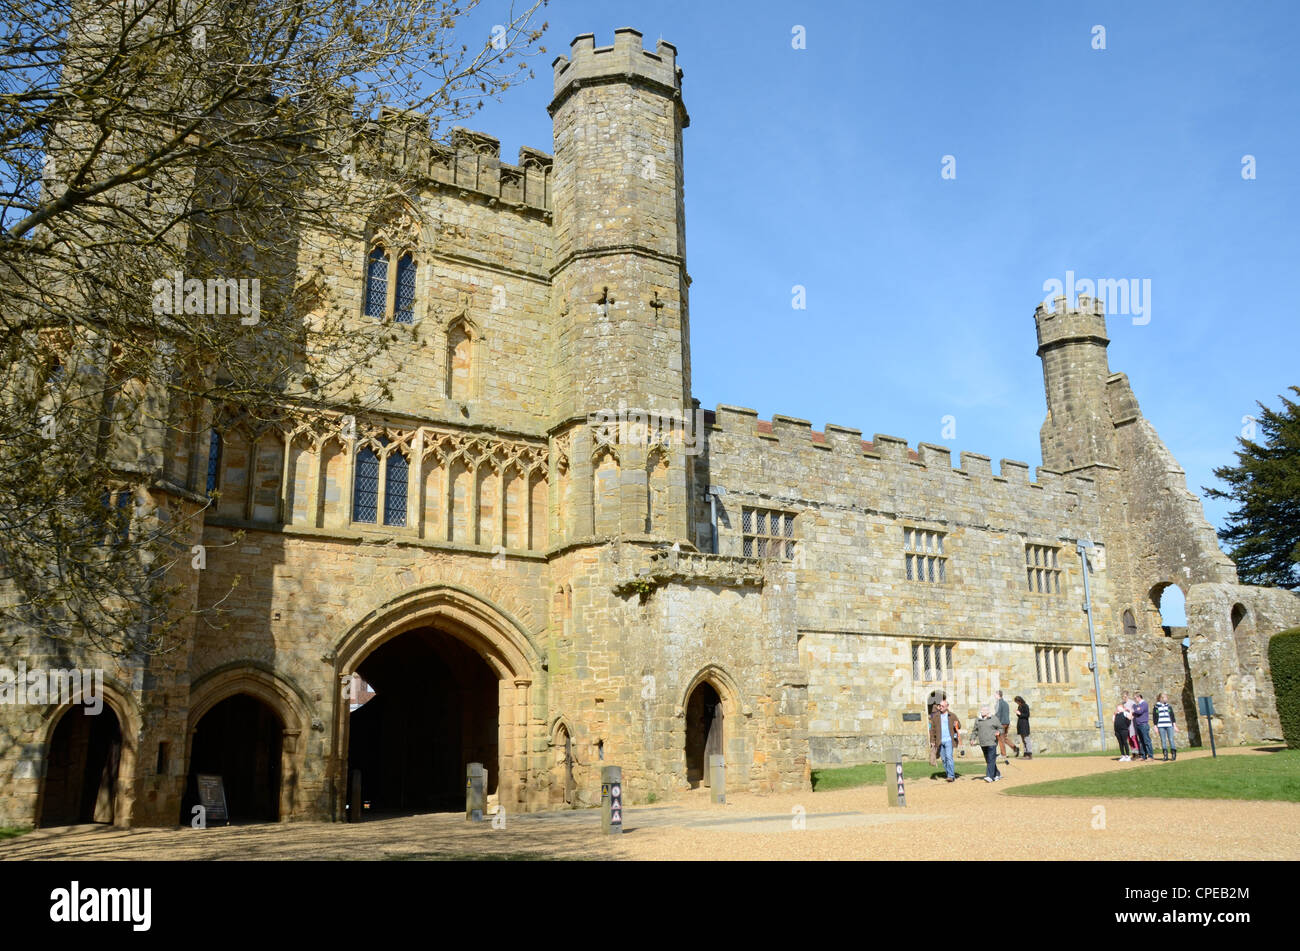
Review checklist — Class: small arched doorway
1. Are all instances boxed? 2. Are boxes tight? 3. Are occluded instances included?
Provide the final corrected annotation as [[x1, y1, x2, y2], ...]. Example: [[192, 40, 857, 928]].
[[184, 694, 284, 823], [41, 706, 123, 827], [552, 722, 576, 806], [685, 681, 724, 789]]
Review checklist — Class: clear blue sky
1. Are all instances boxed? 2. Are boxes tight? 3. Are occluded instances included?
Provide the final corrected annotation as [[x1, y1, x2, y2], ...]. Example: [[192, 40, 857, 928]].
[[469, 0, 1299, 550]]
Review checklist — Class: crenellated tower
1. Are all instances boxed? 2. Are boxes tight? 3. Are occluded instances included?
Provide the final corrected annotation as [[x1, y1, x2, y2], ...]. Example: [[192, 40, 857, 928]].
[[547, 29, 694, 543], [1034, 294, 1117, 471]]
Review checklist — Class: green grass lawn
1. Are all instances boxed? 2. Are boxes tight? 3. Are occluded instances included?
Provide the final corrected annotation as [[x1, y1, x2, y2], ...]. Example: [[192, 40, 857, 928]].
[[812, 758, 997, 791], [1005, 749, 1300, 803], [0, 826, 30, 841]]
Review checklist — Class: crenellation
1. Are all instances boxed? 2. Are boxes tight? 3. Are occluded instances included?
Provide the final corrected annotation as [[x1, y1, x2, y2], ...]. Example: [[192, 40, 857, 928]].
[[872, 434, 909, 463], [918, 443, 952, 469], [959, 451, 992, 477], [1001, 458, 1030, 483]]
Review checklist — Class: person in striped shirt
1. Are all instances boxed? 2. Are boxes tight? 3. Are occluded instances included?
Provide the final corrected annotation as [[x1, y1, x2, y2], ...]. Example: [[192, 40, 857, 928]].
[[1153, 692, 1177, 761]]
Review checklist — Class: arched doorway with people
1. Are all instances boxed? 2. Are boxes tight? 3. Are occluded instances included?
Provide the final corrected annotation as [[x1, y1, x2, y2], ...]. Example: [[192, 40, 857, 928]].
[[331, 584, 545, 819]]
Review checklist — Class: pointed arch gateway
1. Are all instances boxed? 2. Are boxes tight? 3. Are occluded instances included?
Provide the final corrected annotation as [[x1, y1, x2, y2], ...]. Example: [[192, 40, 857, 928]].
[[680, 665, 744, 790], [330, 584, 545, 818]]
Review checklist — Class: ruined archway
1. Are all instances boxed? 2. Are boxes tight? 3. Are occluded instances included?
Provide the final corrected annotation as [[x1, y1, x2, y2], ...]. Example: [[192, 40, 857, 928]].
[[332, 584, 544, 818]]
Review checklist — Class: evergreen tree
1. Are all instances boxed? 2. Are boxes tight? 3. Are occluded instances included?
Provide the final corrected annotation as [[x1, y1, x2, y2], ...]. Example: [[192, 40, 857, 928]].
[[1205, 386, 1300, 589]]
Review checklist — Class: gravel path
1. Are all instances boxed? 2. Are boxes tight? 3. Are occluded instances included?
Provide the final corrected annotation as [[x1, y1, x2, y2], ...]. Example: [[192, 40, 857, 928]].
[[4, 747, 1295, 861]]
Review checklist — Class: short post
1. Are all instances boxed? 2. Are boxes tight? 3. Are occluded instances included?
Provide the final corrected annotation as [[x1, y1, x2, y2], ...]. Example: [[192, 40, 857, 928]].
[[466, 762, 486, 821], [601, 765, 623, 834], [349, 769, 362, 822], [1198, 696, 1217, 758], [708, 754, 725, 804], [887, 749, 906, 807]]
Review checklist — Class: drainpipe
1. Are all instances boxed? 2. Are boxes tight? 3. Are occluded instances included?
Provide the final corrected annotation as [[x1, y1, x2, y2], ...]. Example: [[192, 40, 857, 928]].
[[1077, 538, 1107, 749], [706, 485, 726, 554]]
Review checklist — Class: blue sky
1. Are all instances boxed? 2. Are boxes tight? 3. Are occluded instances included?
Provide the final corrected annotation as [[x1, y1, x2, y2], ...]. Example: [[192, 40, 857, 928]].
[[469, 0, 1299, 550]]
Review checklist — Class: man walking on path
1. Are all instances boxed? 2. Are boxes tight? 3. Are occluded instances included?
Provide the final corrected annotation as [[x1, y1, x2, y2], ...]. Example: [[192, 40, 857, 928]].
[[1132, 692, 1153, 761], [995, 690, 1014, 762], [976, 706, 1003, 782], [929, 700, 962, 782]]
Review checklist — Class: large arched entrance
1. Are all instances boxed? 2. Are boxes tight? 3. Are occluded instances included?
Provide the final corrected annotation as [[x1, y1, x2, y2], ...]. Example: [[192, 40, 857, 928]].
[[685, 682, 723, 789], [347, 626, 499, 814], [184, 694, 284, 823], [40, 706, 123, 826], [332, 585, 545, 818]]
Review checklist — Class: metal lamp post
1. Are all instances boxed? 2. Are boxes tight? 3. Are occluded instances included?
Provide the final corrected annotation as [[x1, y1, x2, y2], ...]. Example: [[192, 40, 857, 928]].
[[1077, 538, 1107, 749]]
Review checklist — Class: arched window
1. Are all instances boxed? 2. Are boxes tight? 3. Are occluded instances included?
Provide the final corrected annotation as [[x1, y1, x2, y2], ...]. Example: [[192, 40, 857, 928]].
[[363, 246, 389, 320], [446, 319, 472, 402], [384, 450, 408, 526], [205, 429, 222, 495], [394, 253, 416, 324], [353, 445, 380, 523]]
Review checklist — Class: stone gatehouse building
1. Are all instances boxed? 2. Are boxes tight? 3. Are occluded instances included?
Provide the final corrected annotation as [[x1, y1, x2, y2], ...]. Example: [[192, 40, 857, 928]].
[[3, 28, 1297, 828]]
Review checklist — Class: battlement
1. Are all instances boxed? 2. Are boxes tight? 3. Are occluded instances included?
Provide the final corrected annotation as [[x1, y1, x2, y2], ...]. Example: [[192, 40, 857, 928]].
[[357, 111, 553, 212], [1034, 294, 1109, 354], [710, 404, 1097, 500], [551, 29, 686, 121]]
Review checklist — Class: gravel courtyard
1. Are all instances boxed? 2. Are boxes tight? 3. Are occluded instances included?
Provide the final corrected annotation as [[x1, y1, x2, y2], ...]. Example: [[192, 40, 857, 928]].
[[4, 747, 1295, 861]]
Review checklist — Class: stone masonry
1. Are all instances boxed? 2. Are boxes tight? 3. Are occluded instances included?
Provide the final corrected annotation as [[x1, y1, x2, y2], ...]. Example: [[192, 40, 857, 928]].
[[2, 28, 1297, 828]]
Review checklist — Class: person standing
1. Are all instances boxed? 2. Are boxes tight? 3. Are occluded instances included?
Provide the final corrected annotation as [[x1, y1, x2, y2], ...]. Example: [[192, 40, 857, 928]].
[[975, 705, 1003, 782], [928, 699, 962, 782], [1123, 692, 1139, 756], [1013, 696, 1032, 759], [995, 689, 1014, 761], [1113, 702, 1133, 761], [1153, 692, 1178, 760], [1132, 692, 1153, 761]]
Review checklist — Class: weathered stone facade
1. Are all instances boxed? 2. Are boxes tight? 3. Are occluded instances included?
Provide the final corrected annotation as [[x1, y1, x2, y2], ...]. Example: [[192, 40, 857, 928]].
[[3, 28, 1297, 828]]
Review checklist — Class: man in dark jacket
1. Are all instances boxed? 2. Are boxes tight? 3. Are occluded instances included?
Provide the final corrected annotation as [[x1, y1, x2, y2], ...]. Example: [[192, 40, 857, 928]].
[[1132, 692, 1153, 761], [928, 700, 962, 782]]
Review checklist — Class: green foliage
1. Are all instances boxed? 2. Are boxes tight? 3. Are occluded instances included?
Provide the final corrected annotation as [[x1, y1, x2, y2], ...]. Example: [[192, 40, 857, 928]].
[[1269, 628, 1300, 749], [1204, 386, 1300, 589], [1006, 750, 1300, 802], [0, 826, 30, 840]]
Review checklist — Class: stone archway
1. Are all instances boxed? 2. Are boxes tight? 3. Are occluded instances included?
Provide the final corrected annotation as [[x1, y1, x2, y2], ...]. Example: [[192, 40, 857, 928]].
[[35, 680, 140, 829], [330, 584, 545, 818], [679, 665, 744, 790], [184, 666, 312, 823]]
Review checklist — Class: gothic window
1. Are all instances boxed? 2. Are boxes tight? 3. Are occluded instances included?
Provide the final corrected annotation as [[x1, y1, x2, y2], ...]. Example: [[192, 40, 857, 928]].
[[383, 449, 409, 526], [353, 445, 380, 523], [205, 429, 222, 495], [364, 246, 389, 320], [394, 253, 416, 324]]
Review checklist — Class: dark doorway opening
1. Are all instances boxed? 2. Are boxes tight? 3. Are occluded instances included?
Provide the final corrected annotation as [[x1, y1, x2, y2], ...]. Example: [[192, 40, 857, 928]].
[[41, 705, 122, 826], [347, 627, 499, 815], [685, 682, 723, 789], [184, 693, 283, 823]]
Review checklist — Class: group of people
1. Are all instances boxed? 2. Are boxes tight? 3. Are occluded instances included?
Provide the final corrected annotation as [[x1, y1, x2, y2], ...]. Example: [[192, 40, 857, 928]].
[[1113, 691, 1178, 761], [928, 690, 1031, 783]]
